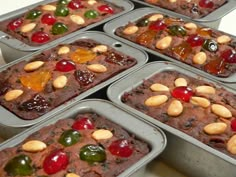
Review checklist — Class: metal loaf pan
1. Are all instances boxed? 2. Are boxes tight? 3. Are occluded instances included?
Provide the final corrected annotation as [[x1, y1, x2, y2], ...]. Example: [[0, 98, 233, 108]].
[[107, 61, 236, 177], [0, 99, 167, 177], [131, 0, 236, 22], [0, 31, 148, 130], [0, 0, 134, 52], [103, 7, 236, 84]]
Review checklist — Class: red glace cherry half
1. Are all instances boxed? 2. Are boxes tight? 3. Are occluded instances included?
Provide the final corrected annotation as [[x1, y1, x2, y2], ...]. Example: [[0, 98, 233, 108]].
[[56, 59, 76, 72], [186, 34, 205, 47], [149, 20, 167, 31], [171, 86, 194, 102], [231, 118, 236, 131], [72, 117, 95, 130], [221, 49, 236, 63], [7, 18, 23, 31], [41, 13, 56, 25], [31, 31, 50, 43], [68, 0, 84, 10], [199, 0, 214, 8], [108, 139, 133, 158], [98, 5, 114, 14]]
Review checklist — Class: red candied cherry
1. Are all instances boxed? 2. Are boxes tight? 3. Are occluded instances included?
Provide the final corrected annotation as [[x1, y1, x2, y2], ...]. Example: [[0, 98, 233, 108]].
[[231, 118, 236, 131], [221, 49, 236, 63], [199, 0, 214, 8], [171, 86, 194, 102], [98, 5, 114, 14], [186, 34, 205, 47], [108, 139, 133, 158], [72, 117, 95, 130], [43, 150, 69, 175], [56, 59, 76, 72], [149, 20, 167, 31], [31, 31, 50, 43], [41, 13, 56, 25], [68, 0, 84, 9], [7, 18, 23, 31]]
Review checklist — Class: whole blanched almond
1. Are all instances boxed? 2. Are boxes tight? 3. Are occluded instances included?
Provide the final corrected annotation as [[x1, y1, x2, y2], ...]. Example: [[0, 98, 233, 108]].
[[150, 83, 169, 92], [203, 122, 227, 135], [193, 52, 207, 65], [92, 129, 113, 140], [5, 90, 23, 101], [21, 23, 36, 33], [123, 26, 139, 35], [145, 95, 168, 107], [227, 135, 236, 154], [167, 100, 183, 116], [217, 35, 231, 44], [190, 96, 210, 108], [58, 46, 70, 55], [184, 22, 197, 30], [195, 86, 216, 94], [42, 5, 56, 11], [169, 0, 177, 2], [87, 64, 107, 73], [88, 0, 97, 5], [148, 14, 163, 21], [24, 61, 45, 72], [174, 78, 187, 87], [53, 75, 68, 89], [66, 173, 81, 177], [155, 36, 172, 50], [211, 104, 232, 118], [70, 15, 85, 25], [22, 140, 47, 152], [92, 45, 108, 53]]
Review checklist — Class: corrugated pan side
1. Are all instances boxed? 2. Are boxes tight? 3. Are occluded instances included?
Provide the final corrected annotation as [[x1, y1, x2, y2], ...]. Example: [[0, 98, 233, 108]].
[[107, 61, 236, 177], [0, 31, 148, 128], [0, 99, 167, 177]]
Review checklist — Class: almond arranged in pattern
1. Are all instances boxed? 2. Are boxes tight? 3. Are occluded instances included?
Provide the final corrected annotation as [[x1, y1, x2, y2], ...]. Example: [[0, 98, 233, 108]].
[[92, 45, 108, 53], [195, 86, 216, 94], [174, 78, 187, 87], [148, 14, 163, 21], [24, 61, 45, 72], [53, 75, 68, 89], [22, 140, 47, 152], [227, 135, 236, 154], [92, 129, 113, 140], [88, 0, 97, 5], [167, 100, 183, 116], [4, 90, 23, 101], [145, 95, 168, 106], [42, 4, 56, 11], [150, 83, 169, 92], [217, 35, 231, 44], [66, 173, 81, 177], [58, 46, 70, 55], [203, 122, 227, 135], [70, 15, 85, 25], [190, 97, 210, 108], [21, 23, 36, 33], [184, 22, 197, 30], [87, 64, 107, 73], [211, 104, 232, 118], [155, 36, 172, 50], [193, 52, 207, 65], [123, 26, 139, 35]]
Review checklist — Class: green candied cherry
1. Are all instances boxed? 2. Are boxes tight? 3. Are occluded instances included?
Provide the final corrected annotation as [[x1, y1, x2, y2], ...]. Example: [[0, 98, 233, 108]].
[[57, 0, 71, 5], [80, 144, 106, 163], [58, 129, 81, 147], [52, 22, 68, 35], [84, 10, 99, 19], [26, 9, 42, 19], [55, 5, 69, 17], [168, 25, 187, 37], [202, 39, 218, 52], [4, 154, 34, 176], [136, 18, 149, 27]]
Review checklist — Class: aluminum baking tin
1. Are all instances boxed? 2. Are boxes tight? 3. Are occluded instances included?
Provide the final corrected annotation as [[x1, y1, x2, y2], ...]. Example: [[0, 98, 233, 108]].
[[0, 31, 148, 128], [0, 0, 134, 52], [0, 99, 167, 177], [103, 7, 236, 84], [107, 61, 236, 177], [131, 0, 236, 22]]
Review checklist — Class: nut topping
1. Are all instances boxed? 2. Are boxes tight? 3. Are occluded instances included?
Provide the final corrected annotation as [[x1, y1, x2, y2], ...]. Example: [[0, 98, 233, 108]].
[[148, 14, 164, 21], [70, 15, 85, 25], [4, 90, 23, 101], [145, 95, 168, 107], [190, 96, 210, 108], [123, 26, 139, 35], [88, 0, 97, 5], [24, 61, 45, 72], [22, 140, 47, 152], [42, 5, 56, 11], [155, 36, 172, 50], [150, 83, 169, 92], [211, 104, 232, 118], [87, 64, 107, 73], [92, 129, 113, 140], [66, 173, 81, 177], [217, 35, 231, 44], [167, 100, 183, 116], [184, 22, 197, 30], [203, 122, 227, 135], [193, 52, 207, 65], [174, 78, 187, 87], [21, 23, 36, 33], [195, 86, 216, 94], [58, 46, 70, 55], [92, 45, 108, 53], [227, 135, 236, 154], [53, 75, 68, 89]]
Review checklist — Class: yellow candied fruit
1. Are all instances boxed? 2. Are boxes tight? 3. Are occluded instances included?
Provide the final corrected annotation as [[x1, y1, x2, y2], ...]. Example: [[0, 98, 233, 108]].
[[70, 48, 96, 64], [20, 70, 51, 92]]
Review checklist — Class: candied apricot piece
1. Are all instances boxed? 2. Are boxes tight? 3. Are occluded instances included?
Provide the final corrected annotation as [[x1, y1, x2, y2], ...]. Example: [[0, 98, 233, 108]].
[[204, 57, 226, 75], [70, 48, 96, 64], [136, 30, 156, 46], [172, 42, 192, 60]]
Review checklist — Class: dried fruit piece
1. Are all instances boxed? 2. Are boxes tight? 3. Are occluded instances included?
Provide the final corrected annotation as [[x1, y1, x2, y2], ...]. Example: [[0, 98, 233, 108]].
[[56, 59, 76, 72], [55, 5, 69, 17], [80, 144, 106, 162], [70, 48, 96, 64], [108, 139, 133, 157], [26, 10, 42, 19], [136, 30, 156, 46], [41, 13, 56, 25], [74, 70, 95, 86], [84, 10, 99, 19], [221, 49, 236, 63], [31, 31, 50, 43], [203, 39, 218, 52], [72, 118, 95, 130], [52, 22, 68, 35], [7, 18, 23, 31], [171, 86, 194, 102], [58, 129, 81, 147], [98, 5, 114, 14]]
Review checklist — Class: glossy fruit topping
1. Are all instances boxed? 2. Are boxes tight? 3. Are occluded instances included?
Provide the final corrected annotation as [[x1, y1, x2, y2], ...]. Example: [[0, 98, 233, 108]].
[[204, 57, 225, 75], [84, 10, 99, 19], [19, 94, 49, 112], [56, 59, 76, 72], [105, 52, 129, 66], [72, 118, 95, 130], [74, 70, 95, 86], [197, 28, 212, 37], [136, 18, 149, 27], [4, 154, 33, 176], [31, 31, 50, 43], [58, 0, 71, 5], [186, 34, 205, 47], [0, 81, 10, 96], [202, 39, 218, 52], [98, 5, 114, 14], [149, 20, 167, 31], [108, 139, 133, 158], [80, 144, 106, 163], [221, 49, 236, 63], [136, 30, 156, 46], [231, 118, 236, 131], [52, 22, 68, 35], [199, 0, 214, 8], [59, 129, 81, 147], [172, 42, 192, 60], [43, 150, 69, 175], [41, 13, 56, 25], [70, 48, 96, 63], [68, 0, 83, 9], [7, 18, 23, 31], [55, 5, 69, 17], [168, 25, 187, 37], [20, 70, 51, 92], [26, 10, 42, 19], [171, 86, 194, 102]]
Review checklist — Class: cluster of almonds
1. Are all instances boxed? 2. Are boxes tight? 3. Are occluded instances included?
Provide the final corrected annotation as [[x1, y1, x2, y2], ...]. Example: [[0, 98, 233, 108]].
[[3, 44, 109, 102], [122, 13, 232, 65], [143, 77, 236, 154]]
